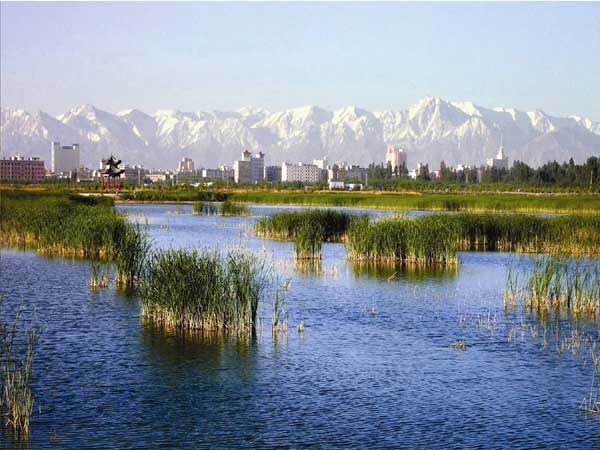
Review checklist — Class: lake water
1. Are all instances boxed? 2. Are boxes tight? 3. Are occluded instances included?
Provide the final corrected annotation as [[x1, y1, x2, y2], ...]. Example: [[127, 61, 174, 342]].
[[1, 203, 599, 448]]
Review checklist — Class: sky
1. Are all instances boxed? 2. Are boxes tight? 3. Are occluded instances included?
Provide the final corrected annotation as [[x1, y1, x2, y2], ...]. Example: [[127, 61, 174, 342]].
[[1, 2, 600, 120]]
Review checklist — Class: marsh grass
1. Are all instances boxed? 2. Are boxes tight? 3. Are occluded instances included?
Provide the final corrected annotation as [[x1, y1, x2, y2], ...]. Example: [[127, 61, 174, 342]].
[[220, 201, 250, 216], [581, 346, 600, 414], [271, 281, 288, 334], [346, 215, 458, 266], [294, 221, 324, 259], [1, 191, 128, 259], [140, 249, 269, 334], [114, 225, 150, 288], [505, 257, 600, 315], [192, 201, 249, 216], [192, 202, 220, 216], [255, 209, 356, 241], [0, 303, 38, 438]]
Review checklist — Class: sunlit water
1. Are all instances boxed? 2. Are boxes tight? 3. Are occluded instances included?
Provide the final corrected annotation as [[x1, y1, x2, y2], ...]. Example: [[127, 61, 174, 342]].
[[1, 204, 599, 448]]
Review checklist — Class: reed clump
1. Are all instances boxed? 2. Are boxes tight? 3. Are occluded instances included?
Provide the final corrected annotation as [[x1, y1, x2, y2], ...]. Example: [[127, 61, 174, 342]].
[[294, 221, 324, 259], [346, 215, 459, 266], [0, 303, 38, 438], [115, 224, 150, 288], [451, 214, 600, 256], [140, 249, 269, 334], [505, 257, 600, 315], [220, 201, 250, 216], [581, 346, 600, 414], [255, 209, 355, 241], [192, 201, 249, 216], [192, 202, 220, 216]]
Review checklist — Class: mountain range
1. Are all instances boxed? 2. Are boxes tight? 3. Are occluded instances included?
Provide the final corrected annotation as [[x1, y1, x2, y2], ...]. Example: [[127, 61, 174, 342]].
[[1, 96, 599, 170]]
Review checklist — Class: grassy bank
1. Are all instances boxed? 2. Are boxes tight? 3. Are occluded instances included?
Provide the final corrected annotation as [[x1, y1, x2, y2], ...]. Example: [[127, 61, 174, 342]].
[[231, 191, 600, 214]]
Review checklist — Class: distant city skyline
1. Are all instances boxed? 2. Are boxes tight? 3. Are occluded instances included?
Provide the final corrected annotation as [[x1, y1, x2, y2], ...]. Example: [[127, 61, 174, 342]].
[[1, 2, 600, 120]]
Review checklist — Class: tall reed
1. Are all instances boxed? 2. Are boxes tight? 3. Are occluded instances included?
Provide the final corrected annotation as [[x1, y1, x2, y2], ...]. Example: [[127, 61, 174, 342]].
[[294, 221, 324, 259], [192, 202, 220, 216], [192, 201, 249, 216], [346, 215, 459, 265], [1, 190, 129, 259], [220, 201, 250, 216], [115, 224, 151, 288], [255, 209, 355, 241], [0, 303, 38, 438], [505, 257, 600, 315], [140, 249, 269, 334]]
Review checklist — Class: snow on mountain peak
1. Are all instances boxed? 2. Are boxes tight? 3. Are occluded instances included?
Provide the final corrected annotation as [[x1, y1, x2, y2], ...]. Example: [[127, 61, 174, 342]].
[[1, 97, 599, 169]]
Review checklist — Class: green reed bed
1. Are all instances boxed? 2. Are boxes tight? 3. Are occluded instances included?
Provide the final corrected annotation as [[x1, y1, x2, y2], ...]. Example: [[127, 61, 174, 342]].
[[294, 221, 324, 259], [192, 201, 249, 216], [231, 191, 600, 214], [140, 249, 269, 333], [505, 257, 600, 315], [1, 190, 127, 259], [451, 214, 600, 256], [220, 201, 250, 216], [1, 190, 149, 287], [120, 189, 230, 202], [346, 215, 459, 265], [114, 224, 151, 288], [192, 201, 220, 216], [255, 209, 355, 241]]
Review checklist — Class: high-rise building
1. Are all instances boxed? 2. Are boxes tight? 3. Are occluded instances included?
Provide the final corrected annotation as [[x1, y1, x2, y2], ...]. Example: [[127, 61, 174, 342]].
[[203, 166, 234, 181], [234, 150, 264, 183], [313, 157, 329, 170], [51, 142, 80, 174], [177, 157, 195, 173], [281, 162, 323, 183], [0, 156, 45, 181], [385, 145, 407, 172], [264, 165, 282, 182]]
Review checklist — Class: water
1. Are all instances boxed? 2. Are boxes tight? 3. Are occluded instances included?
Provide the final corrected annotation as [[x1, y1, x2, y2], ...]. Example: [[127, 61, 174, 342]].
[[1, 203, 599, 448]]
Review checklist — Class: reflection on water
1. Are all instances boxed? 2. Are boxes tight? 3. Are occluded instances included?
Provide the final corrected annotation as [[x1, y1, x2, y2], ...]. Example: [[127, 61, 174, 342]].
[[0, 203, 599, 448], [350, 260, 458, 282]]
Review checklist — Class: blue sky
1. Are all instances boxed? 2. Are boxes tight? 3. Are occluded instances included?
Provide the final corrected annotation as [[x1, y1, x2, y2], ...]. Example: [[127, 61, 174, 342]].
[[1, 2, 599, 119]]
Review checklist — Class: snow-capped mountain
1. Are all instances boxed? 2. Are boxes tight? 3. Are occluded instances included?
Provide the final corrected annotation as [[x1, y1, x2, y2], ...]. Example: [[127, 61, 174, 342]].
[[1, 97, 599, 169]]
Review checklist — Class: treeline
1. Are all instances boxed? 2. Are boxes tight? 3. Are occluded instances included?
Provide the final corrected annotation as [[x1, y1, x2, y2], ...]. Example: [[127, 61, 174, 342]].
[[367, 156, 599, 189]]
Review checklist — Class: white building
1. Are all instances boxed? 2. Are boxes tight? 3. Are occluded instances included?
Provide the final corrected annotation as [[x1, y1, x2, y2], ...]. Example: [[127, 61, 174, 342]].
[[51, 142, 80, 174], [385, 145, 407, 172], [313, 157, 329, 170], [487, 137, 509, 170], [202, 166, 234, 181], [177, 157, 195, 173], [281, 162, 322, 183], [234, 150, 264, 183]]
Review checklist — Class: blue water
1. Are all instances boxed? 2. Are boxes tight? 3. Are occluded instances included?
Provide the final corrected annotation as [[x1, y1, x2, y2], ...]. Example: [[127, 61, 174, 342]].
[[1, 204, 598, 448]]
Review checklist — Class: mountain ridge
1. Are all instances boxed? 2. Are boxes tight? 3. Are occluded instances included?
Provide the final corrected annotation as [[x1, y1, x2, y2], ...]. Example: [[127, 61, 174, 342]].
[[1, 97, 599, 169]]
